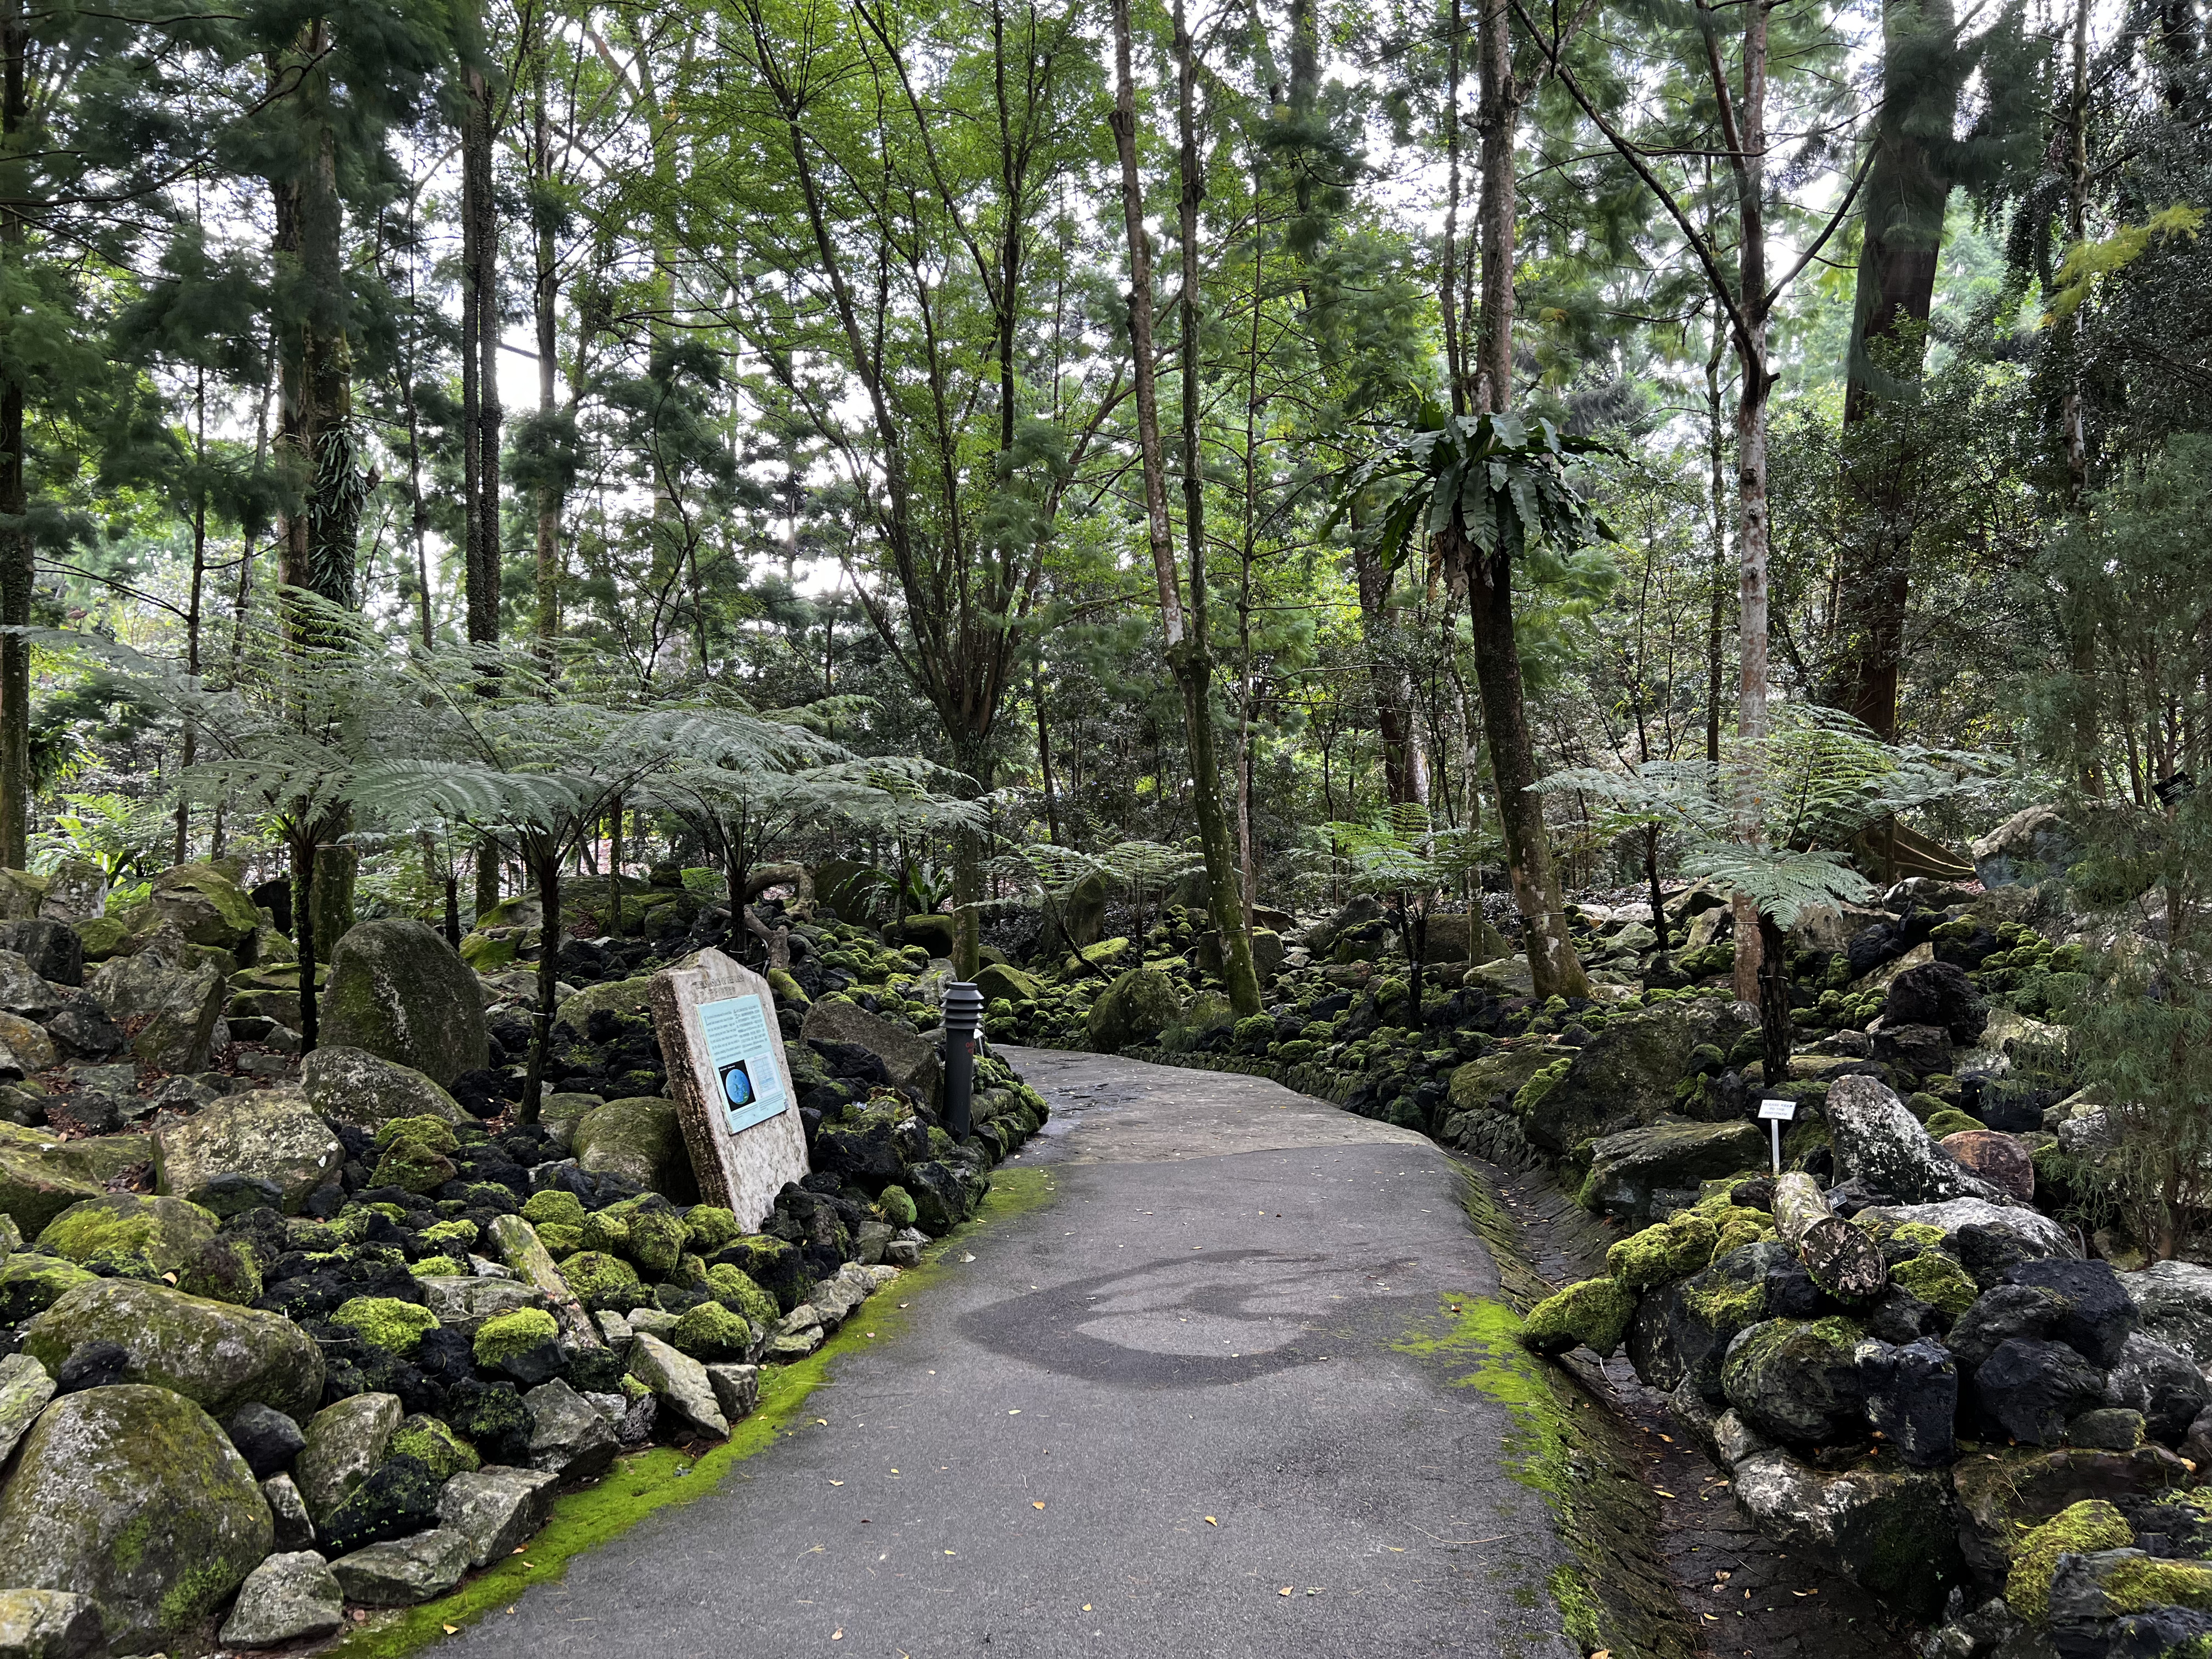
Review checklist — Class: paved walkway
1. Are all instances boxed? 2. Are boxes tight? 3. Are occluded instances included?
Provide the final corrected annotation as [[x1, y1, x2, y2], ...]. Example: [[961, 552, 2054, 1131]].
[[445, 1050, 1577, 1659]]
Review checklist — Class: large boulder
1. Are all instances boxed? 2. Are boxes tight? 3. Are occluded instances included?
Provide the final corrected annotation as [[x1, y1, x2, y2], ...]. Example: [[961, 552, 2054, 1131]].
[[1728, 1450, 1966, 1619], [0, 1384, 273, 1650], [1672, 1241, 1790, 1401], [36, 858, 107, 925], [1971, 805, 2078, 889], [2102, 1334, 2209, 1443], [1083, 968, 1183, 1052], [2121, 1260, 2212, 1370], [800, 998, 942, 1105], [22, 1277, 324, 1420], [1975, 1337, 2107, 1444], [1825, 1076, 2010, 1204], [1952, 1444, 2195, 1582], [436, 1466, 559, 1568], [1444, 1045, 1563, 1114], [1883, 961, 1989, 1046], [1861, 1196, 2075, 1263], [293, 1393, 403, 1521], [149, 862, 264, 952], [1937, 1129, 2034, 1202], [0, 1352, 54, 1466], [88, 950, 225, 1073], [301, 1044, 466, 1129], [35, 1194, 259, 1303], [0, 921, 82, 989], [973, 962, 1042, 1005], [0, 952, 65, 1021], [572, 1096, 696, 1202], [2003, 1258, 2138, 1366], [218, 1551, 345, 1649], [1720, 1317, 1867, 1446], [1576, 1118, 1764, 1222], [317, 918, 488, 1084], [327, 1528, 471, 1606], [523, 1378, 617, 1481], [0, 1143, 104, 1238], [625, 1330, 728, 1439], [154, 1089, 343, 1215], [1521, 996, 1756, 1152], [1856, 1336, 1958, 1467]]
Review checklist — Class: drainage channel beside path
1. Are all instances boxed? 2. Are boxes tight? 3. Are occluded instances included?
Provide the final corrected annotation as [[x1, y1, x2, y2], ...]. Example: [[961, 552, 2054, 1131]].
[[438, 1048, 1606, 1659]]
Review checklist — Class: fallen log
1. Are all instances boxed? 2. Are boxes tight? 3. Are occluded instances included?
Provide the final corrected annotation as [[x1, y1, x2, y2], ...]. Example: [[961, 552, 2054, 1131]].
[[489, 1213, 604, 1349], [1771, 1171, 1888, 1302]]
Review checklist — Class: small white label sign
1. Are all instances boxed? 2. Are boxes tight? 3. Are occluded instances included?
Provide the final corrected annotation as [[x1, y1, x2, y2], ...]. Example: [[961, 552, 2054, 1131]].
[[1758, 1097, 1798, 1121]]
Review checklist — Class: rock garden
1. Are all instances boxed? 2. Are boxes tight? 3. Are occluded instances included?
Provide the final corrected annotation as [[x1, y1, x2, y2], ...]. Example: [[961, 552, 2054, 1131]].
[[0, 855, 1046, 1657]]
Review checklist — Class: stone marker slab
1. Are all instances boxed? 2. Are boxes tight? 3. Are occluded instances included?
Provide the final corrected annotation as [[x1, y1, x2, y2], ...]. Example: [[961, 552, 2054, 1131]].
[[649, 948, 808, 1230]]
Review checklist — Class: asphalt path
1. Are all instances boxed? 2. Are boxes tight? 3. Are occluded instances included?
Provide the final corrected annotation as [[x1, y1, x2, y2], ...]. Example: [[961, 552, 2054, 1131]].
[[442, 1048, 1577, 1659]]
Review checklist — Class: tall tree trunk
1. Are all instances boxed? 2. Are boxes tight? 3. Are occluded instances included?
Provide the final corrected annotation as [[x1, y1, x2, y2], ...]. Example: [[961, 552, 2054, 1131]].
[[0, 0, 24, 870], [462, 57, 503, 919], [272, 21, 362, 619], [1352, 541, 1430, 808], [1108, 0, 1263, 1015], [1704, 314, 1728, 765], [1832, 0, 1956, 740], [1468, 0, 1587, 1000], [1717, 0, 1775, 1004], [532, 50, 562, 651], [1032, 665, 1061, 845], [175, 371, 208, 862]]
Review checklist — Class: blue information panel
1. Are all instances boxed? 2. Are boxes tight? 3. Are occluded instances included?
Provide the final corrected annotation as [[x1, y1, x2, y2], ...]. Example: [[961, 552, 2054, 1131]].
[[698, 993, 790, 1135]]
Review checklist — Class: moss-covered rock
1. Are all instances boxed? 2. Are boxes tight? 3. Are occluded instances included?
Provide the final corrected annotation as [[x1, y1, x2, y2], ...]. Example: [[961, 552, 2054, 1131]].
[[148, 862, 262, 952], [669, 1300, 753, 1361], [1720, 1317, 1867, 1446], [1521, 1276, 1637, 1358], [24, 1276, 323, 1418], [1606, 1212, 1721, 1290], [317, 918, 488, 1084], [153, 1089, 343, 1216], [301, 1044, 467, 1130], [1086, 968, 1183, 1052], [550, 974, 655, 1040], [1444, 1045, 1563, 1113], [520, 1190, 586, 1229], [473, 1307, 559, 1368], [388, 1412, 480, 1480], [330, 1296, 440, 1355], [1891, 1250, 1979, 1319], [36, 1193, 259, 1303], [878, 1185, 917, 1227], [294, 1393, 402, 1521], [0, 1251, 96, 1322], [2007, 1499, 2135, 1624], [1923, 1108, 1989, 1139], [602, 1197, 687, 1275], [0, 1142, 105, 1238], [369, 1123, 459, 1193], [704, 1262, 777, 1326], [683, 1204, 742, 1254], [0, 1384, 273, 1650], [1525, 998, 1758, 1153], [559, 1250, 640, 1303], [1578, 1119, 1765, 1223], [573, 1096, 695, 1202]]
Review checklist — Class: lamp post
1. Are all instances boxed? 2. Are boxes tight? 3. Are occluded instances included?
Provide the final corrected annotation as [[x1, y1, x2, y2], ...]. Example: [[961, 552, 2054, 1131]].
[[942, 982, 983, 1143]]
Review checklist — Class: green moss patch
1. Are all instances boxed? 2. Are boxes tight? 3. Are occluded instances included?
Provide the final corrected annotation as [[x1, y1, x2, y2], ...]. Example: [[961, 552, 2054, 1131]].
[[331, 1296, 440, 1354], [2005, 1499, 2133, 1624], [473, 1308, 559, 1367]]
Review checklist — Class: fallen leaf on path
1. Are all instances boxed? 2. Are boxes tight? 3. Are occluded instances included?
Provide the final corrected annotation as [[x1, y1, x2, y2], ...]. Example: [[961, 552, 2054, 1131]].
[[1204, 1517, 1218, 1526], [1278, 1587, 1293, 1597], [442, 1625, 458, 1635], [1033, 1502, 1046, 1510], [830, 1480, 844, 1487], [1656, 1490, 1676, 1498]]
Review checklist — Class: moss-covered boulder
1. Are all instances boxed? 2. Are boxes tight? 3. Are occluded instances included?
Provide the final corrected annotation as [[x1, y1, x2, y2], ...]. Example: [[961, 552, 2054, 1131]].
[[799, 999, 942, 1106], [1606, 1212, 1721, 1290], [559, 1250, 641, 1305], [0, 1251, 96, 1323], [1524, 997, 1757, 1153], [388, 1412, 480, 1480], [2007, 1499, 2135, 1625], [0, 1142, 105, 1239], [1720, 1317, 1867, 1446], [149, 861, 264, 951], [669, 1300, 753, 1361], [974, 962, 1043, 1004], [294, 1392, 402, 1521], [1086, 968, 1182, 1052], [36, 1194, 260, 1304], [1891, 1250, 1979, 1319], [1577, 1119, 1765, 1222], [153, 1090, 342, 1216], [1446, 1045, 1567, 1113], [1671, 1241, 1788, 1402], [24, 1277, 324, 1418], [89, 950, 226, 1073], [521, 1189, 587, 1230], [704, 1262, 777, 1326], [573, 1096, 695, 1202], [301, 1044, 466, 1130], [0, 1384, 273, 1650], [317, 917, 488, 1085], [550, 974, 654, 1039], [472, 1308, 559, 1373], [1521, 1276, 1636, 1358]]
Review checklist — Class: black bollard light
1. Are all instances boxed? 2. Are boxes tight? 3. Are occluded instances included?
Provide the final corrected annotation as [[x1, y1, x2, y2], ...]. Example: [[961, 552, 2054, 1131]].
[[942, 982, 983, 1144]]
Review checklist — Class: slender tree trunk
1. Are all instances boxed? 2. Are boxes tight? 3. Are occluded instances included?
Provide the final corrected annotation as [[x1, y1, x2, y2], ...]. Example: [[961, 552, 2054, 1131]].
[[1723, 0, 1775, 1004], [1033, 665, 1061, 845], [1108, 0, 1262, 1015], [295, 838, 320, 1051], [1467, 0, 1587, 1000], [533, 55, 562, 651], [523, 847, 560, 1124], [175, 371, 209, 863], [1704, 316, 1728, 766], [463, 59, 503, 919], [1353, 540, 1430, 809], [0, 0, 24, 869]]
